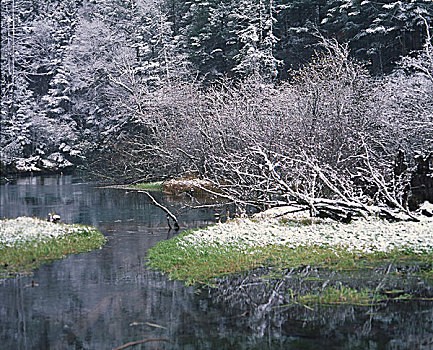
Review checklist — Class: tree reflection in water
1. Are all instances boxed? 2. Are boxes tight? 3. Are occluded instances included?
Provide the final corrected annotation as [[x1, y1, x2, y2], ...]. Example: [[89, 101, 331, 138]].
[[202, 266, 433, 349], [1, 175, 432, 349]]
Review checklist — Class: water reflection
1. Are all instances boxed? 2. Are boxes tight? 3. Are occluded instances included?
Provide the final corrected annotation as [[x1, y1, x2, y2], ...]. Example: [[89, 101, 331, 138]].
[[206, 267, 433, 349], [1, 175, 433, 349], [0, 175, 218, 349], [0, 175, 213, 228]]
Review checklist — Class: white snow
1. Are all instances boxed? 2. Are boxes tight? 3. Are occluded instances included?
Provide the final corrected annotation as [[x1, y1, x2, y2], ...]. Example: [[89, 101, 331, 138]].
[[0, 217, 93, 247], [178, 215, 433, 255]]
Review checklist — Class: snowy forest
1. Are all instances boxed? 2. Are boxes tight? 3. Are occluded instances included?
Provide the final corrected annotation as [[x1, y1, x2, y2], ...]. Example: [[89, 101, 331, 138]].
[[1, 0, 433, 218]]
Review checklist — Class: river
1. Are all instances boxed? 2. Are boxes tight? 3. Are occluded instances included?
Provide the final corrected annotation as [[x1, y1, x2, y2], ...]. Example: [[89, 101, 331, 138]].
[[1, 175, 432, 349]]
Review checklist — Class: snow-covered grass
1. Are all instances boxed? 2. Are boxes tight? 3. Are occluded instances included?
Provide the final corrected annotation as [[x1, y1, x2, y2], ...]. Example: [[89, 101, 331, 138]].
[[148, 214, 433, 285], [0, 217, 96, 247], [0, 217, 106, 277], [179, 216, 433, 255]]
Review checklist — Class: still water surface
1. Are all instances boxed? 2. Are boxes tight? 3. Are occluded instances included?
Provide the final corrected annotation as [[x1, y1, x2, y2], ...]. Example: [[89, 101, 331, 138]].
[[0, 175, 432, 349]]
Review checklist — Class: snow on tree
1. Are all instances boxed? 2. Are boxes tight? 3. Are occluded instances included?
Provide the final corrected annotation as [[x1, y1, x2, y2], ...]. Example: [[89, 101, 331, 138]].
[[322, 0, 433, 73], [0, 0, 80, 173]]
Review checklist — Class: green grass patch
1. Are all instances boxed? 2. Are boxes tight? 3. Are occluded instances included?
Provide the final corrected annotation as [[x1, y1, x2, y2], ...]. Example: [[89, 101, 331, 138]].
[[279, 217, 318, 226], [420, 269, 433, 281], [295, 286, 416, 306], [147, 230, 433, 286], [298, 285, 387, 306], [130, 181, 163, 191], [0, 225, 106, 277], [147, 230, 262, 285]]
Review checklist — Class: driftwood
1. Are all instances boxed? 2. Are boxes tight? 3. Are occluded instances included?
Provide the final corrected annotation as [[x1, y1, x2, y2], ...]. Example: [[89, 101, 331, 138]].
[[311, 199, 419, 222], [261, 199, 420, 223], [112, 338, 170, 350]]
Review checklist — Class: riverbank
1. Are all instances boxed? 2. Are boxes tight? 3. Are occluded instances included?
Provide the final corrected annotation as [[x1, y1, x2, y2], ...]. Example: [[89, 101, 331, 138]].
[[147, 208, 433, 290], [0, 217, 106, 277]]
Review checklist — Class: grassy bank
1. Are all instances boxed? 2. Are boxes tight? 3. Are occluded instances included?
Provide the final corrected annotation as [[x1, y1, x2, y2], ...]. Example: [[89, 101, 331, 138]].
[[147, 215, 433, 304], [148, 228, 432, 286], [0, 217, 106, 277], [131, 178, 216, 196], [130, 181, 163, 191]]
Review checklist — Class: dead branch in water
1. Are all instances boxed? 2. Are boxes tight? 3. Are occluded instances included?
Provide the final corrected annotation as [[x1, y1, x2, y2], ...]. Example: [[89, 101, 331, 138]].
[[138, 190, 180, 230], [113, 338, 170, 350]]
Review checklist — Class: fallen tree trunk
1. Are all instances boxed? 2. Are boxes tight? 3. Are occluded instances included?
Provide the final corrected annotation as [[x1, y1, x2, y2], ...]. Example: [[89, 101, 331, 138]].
[[312, 200, 419, 222]]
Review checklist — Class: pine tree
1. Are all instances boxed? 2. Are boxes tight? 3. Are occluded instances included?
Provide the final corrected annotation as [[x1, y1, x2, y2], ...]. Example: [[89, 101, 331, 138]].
[[230, 0, 281, 79], [180, 0, 236, 79], [321, 0, 433, 73]]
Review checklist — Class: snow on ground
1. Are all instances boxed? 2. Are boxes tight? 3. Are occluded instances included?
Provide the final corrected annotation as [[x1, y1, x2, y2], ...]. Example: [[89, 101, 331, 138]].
[[179, 214, 433, 254], [0, 217, 91, 247]]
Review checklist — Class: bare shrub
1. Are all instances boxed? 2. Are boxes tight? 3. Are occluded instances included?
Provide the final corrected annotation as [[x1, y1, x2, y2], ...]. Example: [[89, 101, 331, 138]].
[[101, 39, 431, 220]]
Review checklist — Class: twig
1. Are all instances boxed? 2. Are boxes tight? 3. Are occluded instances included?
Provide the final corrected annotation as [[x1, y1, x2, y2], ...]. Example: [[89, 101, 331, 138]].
[[113, 338, 170, 350]]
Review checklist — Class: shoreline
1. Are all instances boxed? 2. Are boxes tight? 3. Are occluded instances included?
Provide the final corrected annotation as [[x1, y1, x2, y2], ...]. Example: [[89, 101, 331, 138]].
[[147, 209, 433, 287]]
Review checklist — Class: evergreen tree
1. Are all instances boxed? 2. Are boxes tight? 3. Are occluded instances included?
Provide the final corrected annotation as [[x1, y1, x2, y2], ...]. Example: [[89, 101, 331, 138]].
[[1, 0, 81, 172], [231, 0, 281, 79], [133, 1, 190, 85], [181, 0, 236, 79], [273, 0, 325, 75], [322, 0, 433, 73]]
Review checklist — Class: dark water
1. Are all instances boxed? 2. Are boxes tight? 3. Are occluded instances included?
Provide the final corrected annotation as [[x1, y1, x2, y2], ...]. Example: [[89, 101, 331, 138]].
[[1, 175, 432, 350]]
